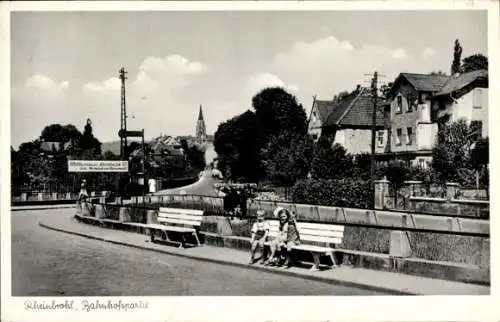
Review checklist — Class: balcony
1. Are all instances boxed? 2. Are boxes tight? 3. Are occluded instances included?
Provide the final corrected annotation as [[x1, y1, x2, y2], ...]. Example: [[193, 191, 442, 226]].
[[417, 123, 438, 150], [417, 103, 431, 123]]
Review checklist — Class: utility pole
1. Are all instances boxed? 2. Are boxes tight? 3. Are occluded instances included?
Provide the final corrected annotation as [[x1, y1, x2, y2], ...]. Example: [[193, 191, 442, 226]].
[[370, 71, 379, 209], [119, 67, 128, 159]]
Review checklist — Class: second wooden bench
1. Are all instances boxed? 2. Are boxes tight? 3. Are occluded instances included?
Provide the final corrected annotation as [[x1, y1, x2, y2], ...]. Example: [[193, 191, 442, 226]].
[[148, 207, 204, 248], [266, 220, 345, 270]]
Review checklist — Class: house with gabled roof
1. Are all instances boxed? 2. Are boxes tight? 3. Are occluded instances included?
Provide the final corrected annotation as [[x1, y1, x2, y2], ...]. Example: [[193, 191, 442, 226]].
[[432, 69, 488, 140], [308, 87, 390, 154], [384, 69, 488, 167]]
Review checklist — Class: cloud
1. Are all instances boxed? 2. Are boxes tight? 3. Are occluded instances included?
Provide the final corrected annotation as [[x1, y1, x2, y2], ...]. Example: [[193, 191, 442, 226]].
[[270, 36, 440, 112], [25, 74, 69, 92], [12, 55, 210, 147], [12, 74, 75, 147], [83, 77, 120, 94], [244, 72, 298, 96], [422, 47, 437, 59], [392, 48, 408, 60]]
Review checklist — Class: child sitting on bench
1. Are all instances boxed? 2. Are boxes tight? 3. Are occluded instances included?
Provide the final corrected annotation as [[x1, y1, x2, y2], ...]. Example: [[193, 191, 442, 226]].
[[249, 210, 269, 264]]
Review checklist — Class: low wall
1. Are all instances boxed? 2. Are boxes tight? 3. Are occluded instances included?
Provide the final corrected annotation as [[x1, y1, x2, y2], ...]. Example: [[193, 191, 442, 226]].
[[78, 199, 489, 267], [74, 202, 489, 285], [409, 197, 489, 219]]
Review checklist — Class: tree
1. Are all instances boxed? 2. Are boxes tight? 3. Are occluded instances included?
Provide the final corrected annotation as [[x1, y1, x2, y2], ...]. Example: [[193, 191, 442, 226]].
[[40, 124, 81, 143], [214, 110, 264, 182], [310, 137, 353, 180], [252, 87, 308, 136], [187, 144, 206, 171], [262, 132, 314, 187], [380, 82, 394, 99], [462, 54, 488, 73], [78, 119, 102, 156], [451, 39, 463, 75], [432, 119, 471, 184]]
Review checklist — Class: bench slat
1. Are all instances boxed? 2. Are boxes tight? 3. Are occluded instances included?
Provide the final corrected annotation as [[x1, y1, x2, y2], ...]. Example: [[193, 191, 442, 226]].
[[297, 229, 344, 238], [300, 235, 342, 244], [267, 221, 344, 232], [157, 217, 202, 226], [265, 233, 341, 244], [297, 222, 344, 232], [148, 224, 196, 233], [159, 208, 204, 216], [158, 213, 203, 221]]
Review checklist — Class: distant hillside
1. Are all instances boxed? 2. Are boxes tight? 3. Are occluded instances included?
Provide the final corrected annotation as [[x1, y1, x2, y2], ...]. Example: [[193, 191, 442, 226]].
[[101, 140, 121, 155]]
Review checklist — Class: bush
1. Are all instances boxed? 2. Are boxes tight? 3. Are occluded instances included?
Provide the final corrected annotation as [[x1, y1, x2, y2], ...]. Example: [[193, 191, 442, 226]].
[[291, 178, 372, 208]]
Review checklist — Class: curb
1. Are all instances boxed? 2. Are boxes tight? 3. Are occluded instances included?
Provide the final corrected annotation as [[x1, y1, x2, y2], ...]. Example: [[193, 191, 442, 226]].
[[38, 219, 415, 295], [12, 206, 76, 212]]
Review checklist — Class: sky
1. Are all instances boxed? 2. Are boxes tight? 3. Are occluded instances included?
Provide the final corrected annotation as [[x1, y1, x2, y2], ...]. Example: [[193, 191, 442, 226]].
[[11, 10, 487, 147]]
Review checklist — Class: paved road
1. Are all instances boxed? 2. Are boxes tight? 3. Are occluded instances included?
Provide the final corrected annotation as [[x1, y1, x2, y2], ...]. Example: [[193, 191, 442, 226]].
[[152, 170, 221, 197], [11, 209, 384, 296]]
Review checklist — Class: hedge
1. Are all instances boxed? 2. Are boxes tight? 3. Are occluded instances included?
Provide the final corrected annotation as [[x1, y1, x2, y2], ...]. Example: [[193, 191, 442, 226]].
[[291, 178, 372, 208]]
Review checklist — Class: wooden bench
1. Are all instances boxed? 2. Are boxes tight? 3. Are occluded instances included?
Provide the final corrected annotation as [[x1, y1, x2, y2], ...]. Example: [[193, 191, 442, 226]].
[[148, 207, 204, 248], [266, 220, 344, 270]]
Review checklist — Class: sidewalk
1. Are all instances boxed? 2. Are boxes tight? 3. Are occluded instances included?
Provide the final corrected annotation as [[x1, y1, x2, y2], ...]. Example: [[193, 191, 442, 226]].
[[38, 212, 490, 296], [12, 204, 77, 211]]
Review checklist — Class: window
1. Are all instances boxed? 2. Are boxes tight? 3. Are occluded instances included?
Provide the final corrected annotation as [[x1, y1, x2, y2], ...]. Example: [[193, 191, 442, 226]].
[[312, 134, 319, 141], [406, 127, 413, 145], [396, 96, 403, 113], [418, 93, 425, 104], [470, 120, 483, 140], [473, 88, 483, 109], [407, 101, 413, 112], [407, 95, 413, 112], [418, 158, 426, 168], [377, 131, 385, 147], [396, 128, 403, 145]]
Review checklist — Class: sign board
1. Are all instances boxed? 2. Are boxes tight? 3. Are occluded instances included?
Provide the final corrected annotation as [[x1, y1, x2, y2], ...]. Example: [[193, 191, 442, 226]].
[[68, 160, 129, 172], [119, 129, 144, 138]]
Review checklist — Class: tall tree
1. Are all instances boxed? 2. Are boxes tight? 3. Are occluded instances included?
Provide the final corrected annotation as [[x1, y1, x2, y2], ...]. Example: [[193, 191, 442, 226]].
[[252, 87, 308, 136], [214, 110, 264, 182], [462, 54, 488, 73], [40, 124, 81, 143], [451, 39, 463, 75]]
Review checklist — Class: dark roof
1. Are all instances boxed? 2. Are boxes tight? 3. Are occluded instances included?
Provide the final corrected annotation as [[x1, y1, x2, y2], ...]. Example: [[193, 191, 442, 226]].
[[434, 69, 488, 97], [324, 88, 388, 128], [397, 73, 451, 92], [313, 100, 336, 124], [339, 95, 389, 127], [324, 91, 360, 126]]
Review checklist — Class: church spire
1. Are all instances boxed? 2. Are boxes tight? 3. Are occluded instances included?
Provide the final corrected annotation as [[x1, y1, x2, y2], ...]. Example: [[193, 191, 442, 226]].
[[196, 104, 206, 143], [198, 105, 204, 121]]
